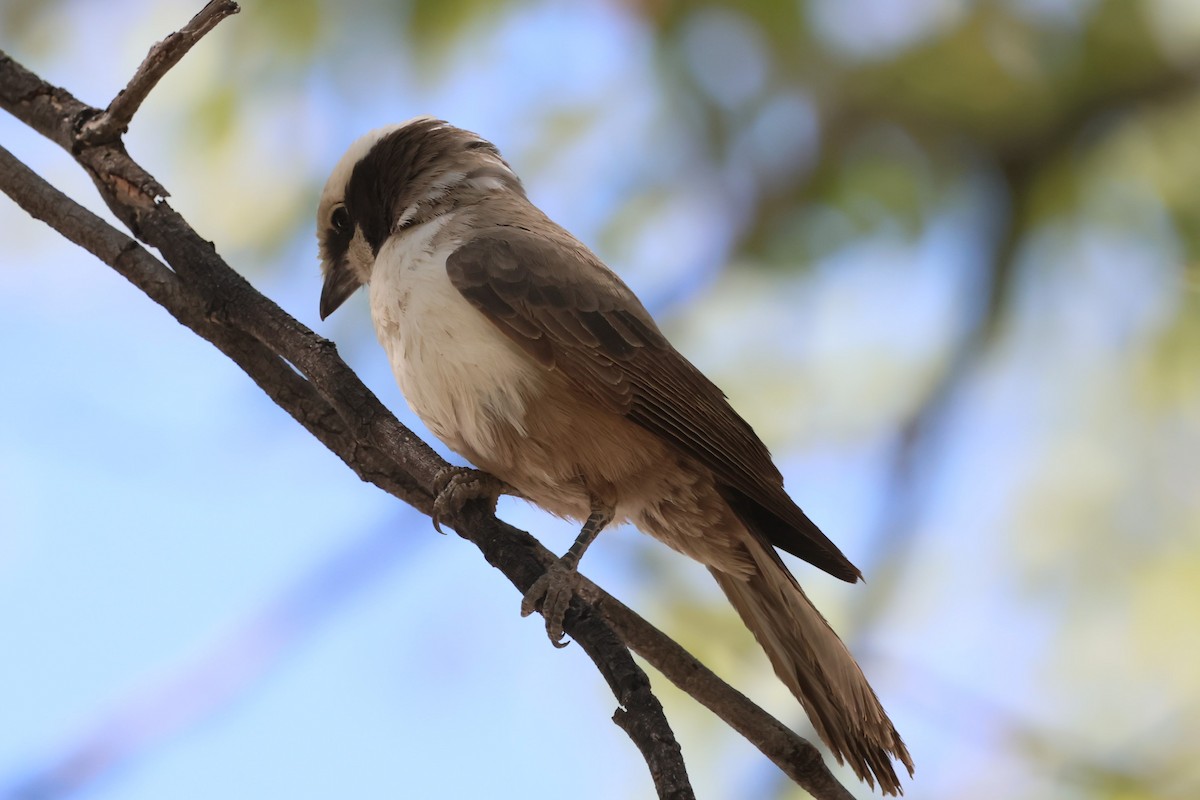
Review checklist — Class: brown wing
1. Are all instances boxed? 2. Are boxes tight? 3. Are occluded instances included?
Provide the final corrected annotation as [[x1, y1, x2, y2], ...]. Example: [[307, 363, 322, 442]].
[[446, 225, 860, 582]]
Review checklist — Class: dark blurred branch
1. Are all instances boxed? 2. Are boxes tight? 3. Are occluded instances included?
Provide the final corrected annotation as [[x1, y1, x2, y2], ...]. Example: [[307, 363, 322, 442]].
[[0, 8, 857, 800], [995, 59, 1200, 180], [852, 57, 1200, 614]]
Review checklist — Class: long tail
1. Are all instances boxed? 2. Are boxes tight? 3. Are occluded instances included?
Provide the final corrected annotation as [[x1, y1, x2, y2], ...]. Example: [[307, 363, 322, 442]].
[[708, 538, 913, 794]]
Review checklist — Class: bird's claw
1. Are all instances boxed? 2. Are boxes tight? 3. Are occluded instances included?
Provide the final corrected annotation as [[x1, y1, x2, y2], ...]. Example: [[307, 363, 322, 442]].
[[521, 560, 581, 648], [431, 467, 510, 533]]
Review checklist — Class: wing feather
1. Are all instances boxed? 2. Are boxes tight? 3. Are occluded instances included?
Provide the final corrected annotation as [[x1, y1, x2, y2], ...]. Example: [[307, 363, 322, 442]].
[[446, 225, 860, 581]]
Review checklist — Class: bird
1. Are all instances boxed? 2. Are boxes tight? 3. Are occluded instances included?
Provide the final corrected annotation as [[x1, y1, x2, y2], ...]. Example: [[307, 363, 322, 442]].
[[316, 117, 913, 794]]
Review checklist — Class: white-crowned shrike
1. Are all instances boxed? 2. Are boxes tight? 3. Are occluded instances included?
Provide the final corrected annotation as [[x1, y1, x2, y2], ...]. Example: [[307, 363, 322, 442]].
[[317, 117, 912, 793]]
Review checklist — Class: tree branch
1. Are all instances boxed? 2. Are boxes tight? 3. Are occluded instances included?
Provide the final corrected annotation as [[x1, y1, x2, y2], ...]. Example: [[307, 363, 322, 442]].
[[0, 8, 858, 797], [80, 0, 241, 145]]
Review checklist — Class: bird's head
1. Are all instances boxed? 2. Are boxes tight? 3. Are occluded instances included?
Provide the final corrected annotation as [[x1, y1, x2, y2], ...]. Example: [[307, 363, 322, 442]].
[[316, 117, 523, 319]]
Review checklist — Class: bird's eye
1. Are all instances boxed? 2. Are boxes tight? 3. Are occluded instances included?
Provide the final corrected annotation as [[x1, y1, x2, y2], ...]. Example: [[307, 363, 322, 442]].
[[331, 206, 350, 233]]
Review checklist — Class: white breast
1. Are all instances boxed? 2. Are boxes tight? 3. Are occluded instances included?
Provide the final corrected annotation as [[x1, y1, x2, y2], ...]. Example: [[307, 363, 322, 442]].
[[367, 215, 543, 458]]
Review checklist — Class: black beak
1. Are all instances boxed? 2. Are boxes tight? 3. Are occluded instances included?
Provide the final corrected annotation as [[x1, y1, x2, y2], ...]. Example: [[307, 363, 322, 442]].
[[319, 263, 362, 320]]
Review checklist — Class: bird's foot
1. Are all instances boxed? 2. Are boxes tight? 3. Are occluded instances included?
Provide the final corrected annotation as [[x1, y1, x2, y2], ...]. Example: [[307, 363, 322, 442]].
[[520, 507, 612, 648], [520, 559, 582, 649], [431, 467, 513, 533]]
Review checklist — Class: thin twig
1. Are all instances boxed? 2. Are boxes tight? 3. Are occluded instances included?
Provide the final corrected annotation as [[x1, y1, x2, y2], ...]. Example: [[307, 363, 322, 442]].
[[79, 1, 241, 144]]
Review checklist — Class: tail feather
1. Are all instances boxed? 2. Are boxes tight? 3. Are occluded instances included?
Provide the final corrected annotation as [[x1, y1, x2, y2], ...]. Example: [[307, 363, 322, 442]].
[[708, 539, 913, 794]]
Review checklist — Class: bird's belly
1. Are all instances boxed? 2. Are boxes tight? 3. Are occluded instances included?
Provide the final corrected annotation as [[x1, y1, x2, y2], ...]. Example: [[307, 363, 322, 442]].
[[384, 295, 540, 462], [391, 317, 597, 519]]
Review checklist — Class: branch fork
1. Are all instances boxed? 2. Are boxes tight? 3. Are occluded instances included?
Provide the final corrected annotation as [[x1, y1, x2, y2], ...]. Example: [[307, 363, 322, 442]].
[[79, 0, 240, 145]]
